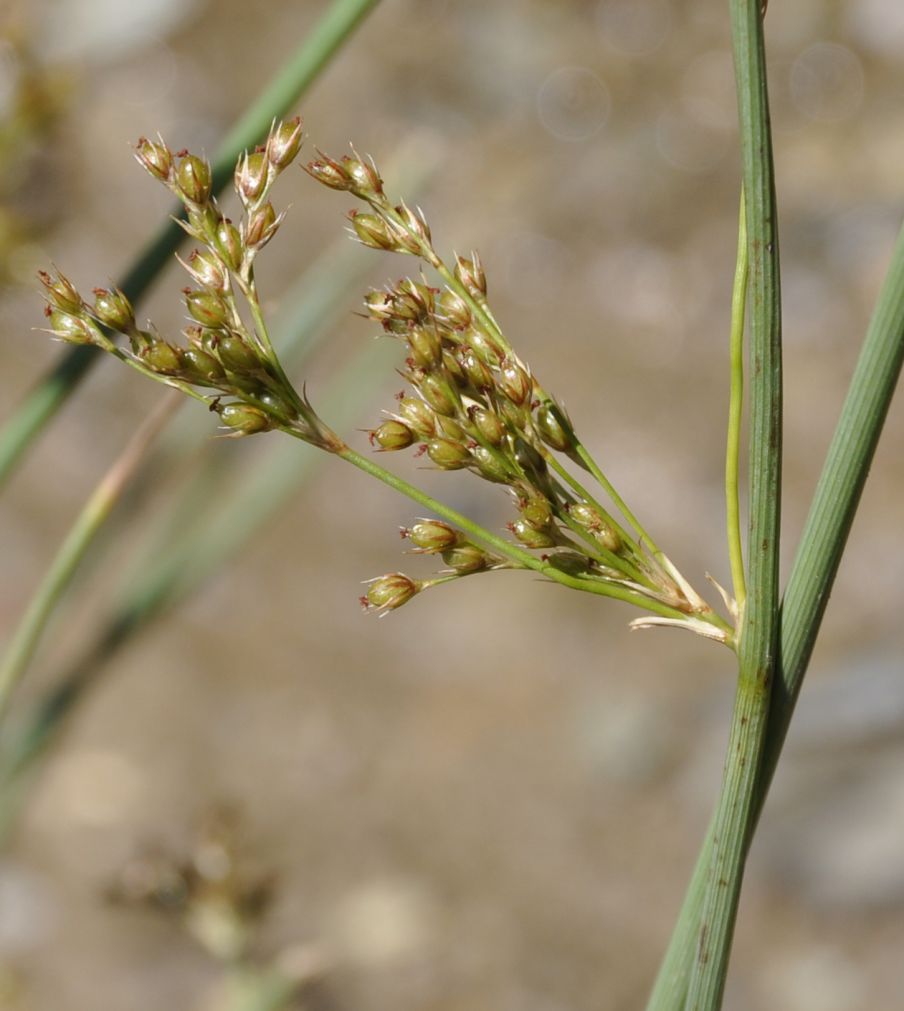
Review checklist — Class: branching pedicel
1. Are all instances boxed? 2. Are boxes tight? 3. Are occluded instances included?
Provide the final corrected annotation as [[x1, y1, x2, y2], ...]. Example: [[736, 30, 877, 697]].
[[38, 119, 734, 646]]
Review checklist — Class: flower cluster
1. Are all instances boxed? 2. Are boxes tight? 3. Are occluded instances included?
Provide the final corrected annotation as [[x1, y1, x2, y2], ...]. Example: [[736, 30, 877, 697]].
[[306, 147, 730, 640], [39, 119, 339, 451]]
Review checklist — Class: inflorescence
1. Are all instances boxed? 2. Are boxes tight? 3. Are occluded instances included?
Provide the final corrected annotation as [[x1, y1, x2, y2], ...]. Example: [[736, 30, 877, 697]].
[[38, 119, 734, 646]]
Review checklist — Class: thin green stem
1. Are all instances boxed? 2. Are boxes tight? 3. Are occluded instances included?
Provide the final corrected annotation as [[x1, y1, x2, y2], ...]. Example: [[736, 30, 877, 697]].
[[333, 444, 691, 620], [726, 189, 748, 614], [683, 1, 782, 1007], [0, 393, 178, 727], [0, 0, 382, 486]]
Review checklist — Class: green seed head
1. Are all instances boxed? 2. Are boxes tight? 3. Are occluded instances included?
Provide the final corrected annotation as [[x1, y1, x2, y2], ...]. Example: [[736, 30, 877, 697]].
[[342, 155, 383, 198], [215, 219, 244, 272], [134, 136, 172, 182], [407, 519, 461, 552], [44, 307, 96, 345], [472, 445, 510, 483], [408, 326, 443, 369], [497, 357, 532, 405], [441, 544, 487, 574], [364, 573, 418, 612], [141, 340, 183, 375], [418, 371, 460, 417], [236, 150, 269, 204], [181, 347, 224, 384], [244, 202, 279, 250], [176, 153, 212, 205], [454, 252, 487, 298], [464, 327, 504, 367], [371, 419, 415, 450], [266, 117, 304, 170], [426, 437, 471, 470], [185, 289, 230, 329], [520, 496, 553, 530], [350, 211, 396, 251], [438, 289, 471, 329], [396, 397, 437, 438], [510, 519, 556, 549], [535, 402, 573, 452], [216, 335, 261, 375], [185, 249, 228, 293], [92, 287, 135, 331], [304, 155, 352, 191], [469, 406, 505, 447], [218, 402, 272, 435], [38, 270, 83, 314]]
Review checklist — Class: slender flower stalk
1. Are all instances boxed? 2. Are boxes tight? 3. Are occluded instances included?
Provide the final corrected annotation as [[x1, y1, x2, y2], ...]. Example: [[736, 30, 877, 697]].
[[726, 188, 748, 616]]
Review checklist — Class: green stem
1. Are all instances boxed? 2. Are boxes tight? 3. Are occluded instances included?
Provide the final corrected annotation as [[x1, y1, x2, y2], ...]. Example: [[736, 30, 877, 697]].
[[333, 444, 691, 620], [683, 1, 782, 1007], [0, 393, 177, 727], [645, 215, 904, 1011], [0, 0, 382, 486], [726, 189, 748, 614]]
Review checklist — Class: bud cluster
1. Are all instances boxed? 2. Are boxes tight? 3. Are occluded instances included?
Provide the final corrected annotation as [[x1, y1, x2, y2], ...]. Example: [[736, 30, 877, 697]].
[[41, 121, 338, 451], [304, 143, 728, 629]]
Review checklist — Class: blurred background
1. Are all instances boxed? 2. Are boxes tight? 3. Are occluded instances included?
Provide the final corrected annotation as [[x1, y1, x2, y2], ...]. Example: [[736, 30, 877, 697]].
[[1, 0, 904, 1008]]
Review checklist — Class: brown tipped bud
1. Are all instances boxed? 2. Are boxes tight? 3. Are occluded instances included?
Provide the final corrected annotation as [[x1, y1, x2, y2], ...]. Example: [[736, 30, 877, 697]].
[[342, 154, 383, 197], [45, 308, 96, 345], [364, 573, 418, 612], [459, 349, 493, 392], [38, 270, 83, 313], [216, 335, 261, 374], [91, 287, 135, 331], [407, 519, 460, 552], [349, 211, 396, 251], [371, 419, 415, 450], [408, 326, 442, 369], [510, 519, 556, 549], [441, 544, 487, 574], [395, 279, 435, 318], [497, 357, 532, 406], [418, 372, 460, 417], [469, 406, 506, 446], [176, 154, 212, 204], [218, 402, 272, 435], [134, 137, 172, 181], [454, 252, 487, 298], [184, 249, 228, 292], [304, 155, 352, 191], [535, 402, 573, 452], [426, 437, 471, 470], [181, 347, 224, 383], [438, 289, 472, 329], [266, 117, 303, 170], [185, 289, 230, 329], [437, 415, 466, 442], [141, 340, 183, 375], [472, 445, 509, 483], [244, 202, 280, 250], [396, 397, 436, 438], [520, 496, 553, 530], [500, 397, 532, 432], [235, 150, 269, 204], [395, 201, 431, 244], [567, 502, 620, 551], [464, 326, 504, 367]]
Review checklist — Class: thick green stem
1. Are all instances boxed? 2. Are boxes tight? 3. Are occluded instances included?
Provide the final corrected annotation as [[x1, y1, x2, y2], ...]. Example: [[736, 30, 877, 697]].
[[0, 0, 382, 486], [683, 1, 782, 1007]]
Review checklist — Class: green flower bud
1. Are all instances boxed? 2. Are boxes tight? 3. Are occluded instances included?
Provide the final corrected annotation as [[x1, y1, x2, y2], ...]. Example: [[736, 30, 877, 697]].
[[510, 519, 555, 549], [535, 402, 573, 452], [235, 150, 269, 204], [364, 289, 395, 322], [545, 551, 592, 576], [442, 349, 468, 387], [184, 249, 228, 292], [567, 503, 622, 552], [176, 154, 212, 204], [426, 437, 471, 470], [442, 544, 487, 574], [45, 308, 95, 345], [520, 496, 553, 530], [134, 137, 173, 181], [185, 289, 230, 328], [181, 347, 224, 384], [395, 201, 431, 244], [256, 390, 297, 419], [244, 202, 279, 249], [215, 219, 244, 272], [497, 357, 532, 405], [396, 397, 436, 438], [472, 446, 510, 483], [438, 289, 472, 329], [350, 211, 396, 251], [464, 327, 504, 367], [141, 340, 183, 375], [437, 415, 466, 442], [216, 335, 261, 374], [92, 287, 135, 331], [408, 326, 443, 369], [38, 270, 83, 313], [363, 572, 419, 612], [407, 520, 460, 552], [418, 371, 459, 417], [459, 349, 493, 392], [469, 406, 505, 446], [266, 117, 303, 170], [395, 279, 435, 317], [371, 419, 415, 450]]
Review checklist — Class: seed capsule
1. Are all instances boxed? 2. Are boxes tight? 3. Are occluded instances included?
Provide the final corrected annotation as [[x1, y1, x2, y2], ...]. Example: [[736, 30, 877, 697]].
[[38, 270, 83, 314], [469, 406, 505, 447], [536, 402, 573, 452], [454, 253, 487, 298], [45, 308, 96, 345], [176, 154, 212, 204], [266, 117, 304, 169], [364, 573, 418, 612], [181, 347, 224, 383], [218, 403, 272, 434], [141, 341, 183, 375], [244, 202, 279, 249], [185, 249, 228, 293], [236, 150, 269, 203], [497, 357, 532, 405], [215, 219, 244, 272], [134, 137, 172, 181], [408, 326, 443, 369], [510, 519, 556, 549], [216, 335, 260, 374], [520, 496, 553, 530], [407, 520, 460, 552], [442, 544, 487, 574], [371, 419, 415, 450], [185, 290, 230, 328], [396, 397, 437, 438], [426, 438, 471, 470], [92, 288, 135, 331], [342, 155, 383, 197], [472, 446, 509, 483], [438, 289, 471, 329], [464, 327, 504, 367], [418, 372, 459, 417], [350, 211, 396, 250]]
